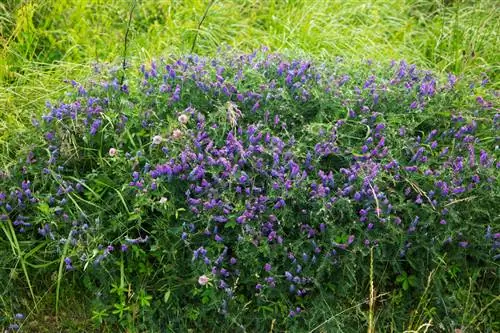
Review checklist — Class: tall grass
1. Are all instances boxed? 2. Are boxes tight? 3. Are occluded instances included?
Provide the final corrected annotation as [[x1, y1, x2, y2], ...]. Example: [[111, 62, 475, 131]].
[[1, 0, 498, 136]]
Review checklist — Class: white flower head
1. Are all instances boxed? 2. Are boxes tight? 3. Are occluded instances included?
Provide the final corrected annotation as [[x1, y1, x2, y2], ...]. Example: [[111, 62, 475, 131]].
[[172, 129, 183, 140], [152, 135, 163, 145], [159, 197, 168, 204], [108, 148, 118, 157], [178, 114, 189, 124], [198, 275, 210, 286]]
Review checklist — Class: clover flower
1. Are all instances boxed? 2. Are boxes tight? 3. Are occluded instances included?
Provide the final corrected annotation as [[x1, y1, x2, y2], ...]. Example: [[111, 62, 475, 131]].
[[152, 135, 163, 145], [178, 114, 189, 124], [198, 275, 210, 286], [172, 129, 183, 140]]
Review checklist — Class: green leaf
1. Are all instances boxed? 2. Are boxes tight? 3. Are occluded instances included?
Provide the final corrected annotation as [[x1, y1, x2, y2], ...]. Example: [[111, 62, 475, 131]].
[[408, 275, 417, 287], [37, 202, 51, 215], [164, 290, 171, 304], [226, 220, 237, 229], [402, 280, 409, 291]]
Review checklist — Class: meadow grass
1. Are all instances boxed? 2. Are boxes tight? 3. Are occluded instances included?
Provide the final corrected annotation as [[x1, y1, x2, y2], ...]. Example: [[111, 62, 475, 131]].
[[1, 0, 498, 135], [0, 0, 499, 332]]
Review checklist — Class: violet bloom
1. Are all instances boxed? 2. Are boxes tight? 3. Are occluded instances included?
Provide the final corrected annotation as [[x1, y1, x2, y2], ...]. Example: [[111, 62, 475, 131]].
[[448, 73, 457, 88], [171, 84, 181, 102], [274, 198, 286, 209], [64, 257, 73, 271], [415, 195, 423, 204], [480, 150, 489, 166], [90, 119, 102, 136], [239, 172, 249, 183]]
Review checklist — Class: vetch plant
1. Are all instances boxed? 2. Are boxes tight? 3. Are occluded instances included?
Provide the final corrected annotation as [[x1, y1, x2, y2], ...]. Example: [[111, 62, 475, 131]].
[[1, 48, 498, 332]]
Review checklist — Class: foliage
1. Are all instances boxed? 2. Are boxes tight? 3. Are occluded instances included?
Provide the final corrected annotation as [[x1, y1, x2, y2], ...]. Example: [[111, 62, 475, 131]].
[[1, 0, 499, 138], [1, 48, 498, 332]]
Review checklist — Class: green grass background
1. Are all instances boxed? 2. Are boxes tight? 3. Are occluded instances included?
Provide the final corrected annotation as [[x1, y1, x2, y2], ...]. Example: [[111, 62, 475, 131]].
[[1, 0, 498, 139]]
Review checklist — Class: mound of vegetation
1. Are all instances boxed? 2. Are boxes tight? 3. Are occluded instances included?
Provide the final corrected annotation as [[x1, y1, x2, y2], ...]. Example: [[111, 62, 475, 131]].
[[1, 49, 498, 332]]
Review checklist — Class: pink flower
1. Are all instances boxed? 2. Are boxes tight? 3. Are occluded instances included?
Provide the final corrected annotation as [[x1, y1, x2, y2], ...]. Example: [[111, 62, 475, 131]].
[[178, 114, 189, 124], [108, 148, 117, 157], [172, 129, 183, 139], [152, 135, 163, 145], [198, 275, 209, 286]]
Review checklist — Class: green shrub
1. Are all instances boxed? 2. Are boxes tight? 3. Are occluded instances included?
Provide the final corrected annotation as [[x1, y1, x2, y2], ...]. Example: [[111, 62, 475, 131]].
[[1, 49, 498, 332]]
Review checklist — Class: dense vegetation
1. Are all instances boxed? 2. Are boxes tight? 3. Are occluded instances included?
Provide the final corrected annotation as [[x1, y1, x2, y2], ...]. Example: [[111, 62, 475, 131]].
[[1, 1, 498, 332]]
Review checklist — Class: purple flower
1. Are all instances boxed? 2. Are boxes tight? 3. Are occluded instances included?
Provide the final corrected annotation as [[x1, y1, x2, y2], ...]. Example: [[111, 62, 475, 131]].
[[239, 172, 249, 183], [420, 80, 435, 96], [90, 119, 102, 135], [415, 195, 423, 204], [480, 150, 489, 166], [448, 73, 457, 88], [273, 198, 286, 209], [8, 324, 19, 331], [264, 263, 271, 271], [64, 257, 73, 270], [251, 102, 260, 112]]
